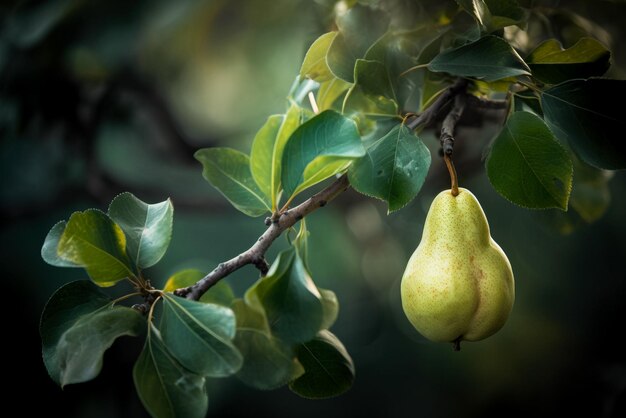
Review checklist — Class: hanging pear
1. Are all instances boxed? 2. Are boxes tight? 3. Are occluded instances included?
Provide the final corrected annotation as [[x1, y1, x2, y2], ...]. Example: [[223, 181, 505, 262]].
[[401, 188, 514, 349]]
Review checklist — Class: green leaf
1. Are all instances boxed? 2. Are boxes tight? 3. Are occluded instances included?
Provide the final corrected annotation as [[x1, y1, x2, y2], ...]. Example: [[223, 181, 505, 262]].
[[300, 32, 337, 82], [541, 79, 626, 169], [349, 124, 431, 212], [163, 269, 234, 307], [455, 0, 490, 29], [134, 326, 208, 418], [58, 209, 134, 286], [245, 249, 324, 344], [195, 147, 271, 217], [292, 218, 310, 268], [231, 299, 303, 390], [319, 288, 339, 330], [41, 221, 79, 268], [343, 59, 399, 117], [527, 38, 610, 84], [159, 294, 242, 377], [281, 110, 365, 200], [569, 153, 612, 223], [486, 111, 573, 210], [483, 0, 526, 30], [40, 281, 144, 387], [317, 78, 352, 111], [289, 330, 355, 399], [428, 35, 530, 81], [108, 193, 173, 269]]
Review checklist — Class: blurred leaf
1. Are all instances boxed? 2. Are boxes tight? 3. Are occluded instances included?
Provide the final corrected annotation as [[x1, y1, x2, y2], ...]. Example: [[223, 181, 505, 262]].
[[513, 90, 542, 115], [527, 38, 610, 84], [108, 193, 173, 269], [41, 281, 143, 387], [319, 288, 339, 330], [293, 218, 310, 268], [246, 249, 323, 344], [483, 0, 526, 30], [486, 112, 573, 210], [541, 79, 626, 169], [163, 269, 235, 306], [160, 294, 242, 377], [349, 124, 431, 212], [455, 0, 490, 29], [134, 326, 208, 418], [195, 147, 271, 217], [300, 32, 337, 82], [41, 221, 79, 268], [343, 86, 399, 117], [231, 299, 302, 390], [289, 330, 355, 399], [428, 35, 530, 81], [317, 77, 352, 111], [569, 153, 612, 223], [281, 110, 365, 199], [58, 209, 134, 286]]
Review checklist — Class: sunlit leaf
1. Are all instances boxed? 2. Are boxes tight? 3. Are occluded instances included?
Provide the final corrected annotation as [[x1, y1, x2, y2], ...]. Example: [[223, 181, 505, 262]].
[[300, 32, 337, 82], [41, 221, 79, 268], [317, 78, 352, 111], [319, 288, 339, 330]]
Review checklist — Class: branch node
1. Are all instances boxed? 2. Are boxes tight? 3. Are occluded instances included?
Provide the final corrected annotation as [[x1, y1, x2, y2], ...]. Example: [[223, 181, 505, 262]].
[[264, 217, 272, 226]]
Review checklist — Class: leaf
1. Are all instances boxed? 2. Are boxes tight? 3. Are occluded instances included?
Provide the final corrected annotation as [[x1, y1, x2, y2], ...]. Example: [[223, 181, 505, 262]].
[[569, 153, 612, 223], [58, 209, 134, 286], [40, 281, 144, 387], [289, 330, 355, 399], [231, 299, 302, 390], [349, 124, 431, 212], [527, 38, 610, 84], [134, 326, 208, 418], [159, 294, 242, 377], [108, 193, 173, 269], [163, 269, 234, 307], [343, 59, 399, 117], [319, 288, 339, 330], [195, 147, 271, 217], [317, 78, 352, 111], [455, 0, 490, 29], [292, 218, 310, 268], [300, 32, 337, 82], [483, 0, 526, 30], [281, 110, 365, 200], [41, 221, 79, 268], [428, 35, 530, 81], [486, 111, 573, 210], [541, 78, 626, 169], [245, 249, 324, 344]]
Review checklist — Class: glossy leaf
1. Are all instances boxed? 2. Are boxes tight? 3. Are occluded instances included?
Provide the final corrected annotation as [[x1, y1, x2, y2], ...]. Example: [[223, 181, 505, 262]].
[[486, 112, 573, 210], [289, 330, 355, 399], [541, 78, 626, 169], [246, 249, 324, 344], [429, 35, 530, 81], [300, 32, 337, 82], [134, 326, 208, 418], [281, 110, 365, 199], [349, 124, 431, 212], [231, 299, 302, 390], [163, 269, 234, 307], [108, 193, 173, 269], [527, 38, 610, 84], [58, 209, 134, 286], [456, 0, 490, 29], [195, 147, 271, 217], [41, 281, 144, 387], [319, 288, 339, 330], [41, 221, 79, 268], [160, 294, 242, 377]]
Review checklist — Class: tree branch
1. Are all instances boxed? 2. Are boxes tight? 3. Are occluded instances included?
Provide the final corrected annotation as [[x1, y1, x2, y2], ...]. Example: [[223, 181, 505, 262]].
[[175, 174, 350, 300], [406, 78, 468, 130], [440, 93, 467, 156]]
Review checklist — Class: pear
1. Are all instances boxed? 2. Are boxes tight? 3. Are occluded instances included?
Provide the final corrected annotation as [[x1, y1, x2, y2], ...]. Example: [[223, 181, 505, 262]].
[[401, 188, 514, 348]]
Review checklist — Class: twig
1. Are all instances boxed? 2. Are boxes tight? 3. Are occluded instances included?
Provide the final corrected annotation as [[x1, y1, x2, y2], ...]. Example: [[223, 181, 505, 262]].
[[175, 174, 350, 300], [440, 94, 467, 156], [406, 78, 468, 130]]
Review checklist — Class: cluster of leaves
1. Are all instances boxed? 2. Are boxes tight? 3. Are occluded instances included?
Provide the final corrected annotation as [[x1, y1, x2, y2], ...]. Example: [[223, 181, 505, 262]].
[[41, 193, 353, 418]]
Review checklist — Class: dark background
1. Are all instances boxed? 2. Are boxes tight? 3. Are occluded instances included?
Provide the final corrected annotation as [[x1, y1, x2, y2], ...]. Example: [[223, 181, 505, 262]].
[[1, 0, 625, 417]]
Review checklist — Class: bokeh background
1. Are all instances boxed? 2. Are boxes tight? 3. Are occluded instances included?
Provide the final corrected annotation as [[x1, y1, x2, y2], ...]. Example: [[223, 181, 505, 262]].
[[2, 0, 625, 417]]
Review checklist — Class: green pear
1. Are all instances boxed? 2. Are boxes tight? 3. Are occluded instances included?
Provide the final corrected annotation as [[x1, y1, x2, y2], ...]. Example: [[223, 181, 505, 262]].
[[401, 188, 514, 348]]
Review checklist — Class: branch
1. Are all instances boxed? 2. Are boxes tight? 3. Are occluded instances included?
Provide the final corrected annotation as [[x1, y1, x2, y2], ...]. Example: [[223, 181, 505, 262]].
[[406, 78, 468, 130], [440, 93, 467, 156], [175, 174, 350, 300]]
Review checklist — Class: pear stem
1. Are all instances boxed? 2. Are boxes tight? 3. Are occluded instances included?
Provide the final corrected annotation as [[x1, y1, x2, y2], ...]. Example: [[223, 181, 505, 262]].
[[444, 154, 459, 197]]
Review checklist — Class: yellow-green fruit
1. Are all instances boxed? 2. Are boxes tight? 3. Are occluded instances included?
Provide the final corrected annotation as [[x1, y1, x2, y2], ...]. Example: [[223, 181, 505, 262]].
[[401, 188, 514, 344]]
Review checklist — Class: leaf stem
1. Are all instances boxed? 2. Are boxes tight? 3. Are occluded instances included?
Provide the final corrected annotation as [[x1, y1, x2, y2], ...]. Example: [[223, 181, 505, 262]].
[[111, 292, 142, 306]]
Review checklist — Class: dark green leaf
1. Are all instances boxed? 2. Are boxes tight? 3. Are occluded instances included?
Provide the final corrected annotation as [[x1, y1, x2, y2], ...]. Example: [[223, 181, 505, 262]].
[[486, 111, 573, 210], [245, 249, 323, 344], [40, 281, 144, 387], [231, 299, 303, 390], [58, 209, 134, 286], [428, 35, 530, 81], [541, 79, 626, 169], [569, 153, 612, 223], [41, 221, 79, 268], [527, 38, 610, 84], [281, 110, 365, 199], [134, 326, 208, 418], [343, 59, 399, 117], [300, 32, 337, 82], [483, 0, 526, 30], [160, 294, 242, 377], [195, 147, 271, 217], [292, 218, 310, 269], [108, 193, 173, 269], [163, 269, 234, 307], [319, 288, 339, 330], [349, 124, 431, 212], [455, 0, 490, 29], [289, 330, 355, 399]]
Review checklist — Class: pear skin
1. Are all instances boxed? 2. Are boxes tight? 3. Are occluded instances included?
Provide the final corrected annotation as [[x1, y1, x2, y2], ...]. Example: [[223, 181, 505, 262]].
[[401, 188, 514, 345]]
